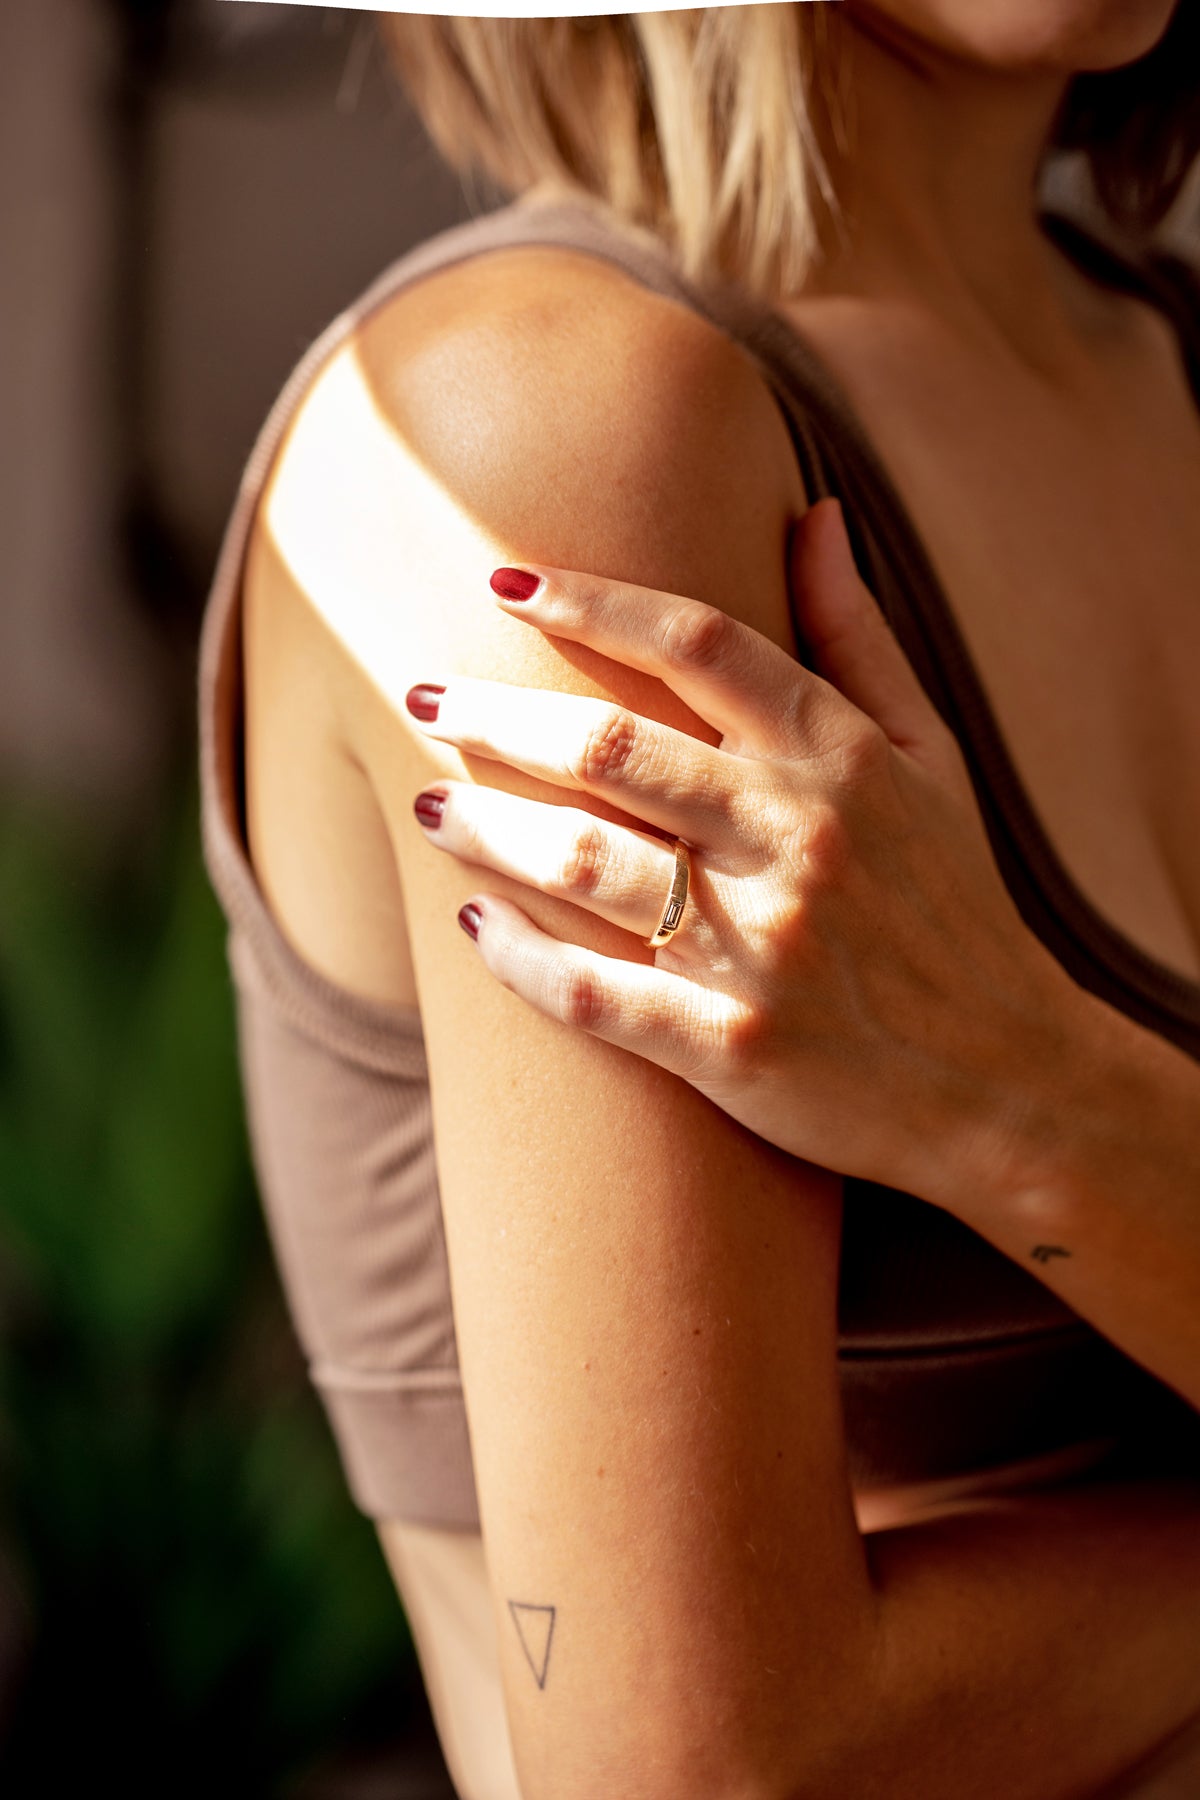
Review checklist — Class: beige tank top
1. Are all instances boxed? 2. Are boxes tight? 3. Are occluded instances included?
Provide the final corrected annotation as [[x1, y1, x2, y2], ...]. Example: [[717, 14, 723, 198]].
[[199, 191, 1200, 1530]]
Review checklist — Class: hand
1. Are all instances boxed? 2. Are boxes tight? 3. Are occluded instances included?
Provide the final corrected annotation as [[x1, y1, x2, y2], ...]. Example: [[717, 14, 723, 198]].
[[405, 499, 1082, 1213]]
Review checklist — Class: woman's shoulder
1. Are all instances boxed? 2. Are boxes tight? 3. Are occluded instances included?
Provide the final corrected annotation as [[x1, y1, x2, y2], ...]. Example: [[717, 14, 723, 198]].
[[250, 206, 809, 719], [265, 206, 806, 551]]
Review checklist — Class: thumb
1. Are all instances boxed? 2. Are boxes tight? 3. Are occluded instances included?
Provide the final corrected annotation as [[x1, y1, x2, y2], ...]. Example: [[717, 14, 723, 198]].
[[788, 497, 946, 761]]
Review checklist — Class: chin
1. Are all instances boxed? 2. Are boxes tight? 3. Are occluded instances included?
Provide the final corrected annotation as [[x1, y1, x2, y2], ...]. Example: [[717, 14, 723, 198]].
[[842, 0, 1179, 75]]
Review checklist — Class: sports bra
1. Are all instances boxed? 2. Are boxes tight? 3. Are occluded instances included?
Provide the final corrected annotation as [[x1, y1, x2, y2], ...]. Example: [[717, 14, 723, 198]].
[[199, 188, 1200, 1528]]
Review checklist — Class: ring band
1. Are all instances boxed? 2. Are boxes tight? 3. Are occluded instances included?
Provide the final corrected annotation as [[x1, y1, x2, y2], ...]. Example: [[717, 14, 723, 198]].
[[645, 839, 691, 948]]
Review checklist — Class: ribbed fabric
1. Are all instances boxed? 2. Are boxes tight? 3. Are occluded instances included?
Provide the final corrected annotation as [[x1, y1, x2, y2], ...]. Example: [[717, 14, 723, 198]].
[[199, 191, 1200, 1527]]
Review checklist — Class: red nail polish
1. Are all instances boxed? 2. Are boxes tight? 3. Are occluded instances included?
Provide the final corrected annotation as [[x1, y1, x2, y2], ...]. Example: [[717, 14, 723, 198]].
[[406, 683, 445, 721], [458, 903, 482, 940], [414, 790, 446, 828], [490, 568, 541, 602]]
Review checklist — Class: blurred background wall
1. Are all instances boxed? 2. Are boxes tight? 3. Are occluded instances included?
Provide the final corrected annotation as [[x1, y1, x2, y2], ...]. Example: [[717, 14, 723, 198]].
[[0, 2, 481, 1792], [0, 2, 1197, 1796]]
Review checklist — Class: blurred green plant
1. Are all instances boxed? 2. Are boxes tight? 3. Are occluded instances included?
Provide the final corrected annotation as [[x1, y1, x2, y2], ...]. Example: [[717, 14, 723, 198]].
[[0, 773, 418, 1794]]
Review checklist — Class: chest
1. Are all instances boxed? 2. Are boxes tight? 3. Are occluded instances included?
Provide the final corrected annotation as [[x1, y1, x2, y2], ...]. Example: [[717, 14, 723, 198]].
[[778, 296, 1200, 983]]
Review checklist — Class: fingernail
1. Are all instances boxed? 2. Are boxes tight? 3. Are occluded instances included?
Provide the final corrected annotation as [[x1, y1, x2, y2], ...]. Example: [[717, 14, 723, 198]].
[[414, 789, 446, 829], [490, 567, 542, 602], [458, 903, 482, 941], [406, 683, 445, 721]]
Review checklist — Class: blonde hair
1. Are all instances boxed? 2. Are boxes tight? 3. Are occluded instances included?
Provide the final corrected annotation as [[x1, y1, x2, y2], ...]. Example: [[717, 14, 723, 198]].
[[379, 5, 1198, 302]]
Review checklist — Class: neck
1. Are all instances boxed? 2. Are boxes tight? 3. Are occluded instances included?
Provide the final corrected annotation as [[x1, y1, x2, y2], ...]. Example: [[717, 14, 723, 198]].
[[802, 9, 1104, 367]]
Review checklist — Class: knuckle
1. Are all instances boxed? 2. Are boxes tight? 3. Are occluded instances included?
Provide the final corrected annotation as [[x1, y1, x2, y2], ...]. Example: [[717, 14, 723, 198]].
[[576, 706, 639, 787], [717, 998, 771, 1069], [839, 720, 892, 782], [797, 798, 855, 882], [555, 961, 607, 1033], [659, 600, 735, 674], [558, 820, 609, 898]]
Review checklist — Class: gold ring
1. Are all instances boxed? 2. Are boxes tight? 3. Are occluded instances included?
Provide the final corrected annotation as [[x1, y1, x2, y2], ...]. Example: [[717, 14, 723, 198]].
[[645, 839, 691, 948]]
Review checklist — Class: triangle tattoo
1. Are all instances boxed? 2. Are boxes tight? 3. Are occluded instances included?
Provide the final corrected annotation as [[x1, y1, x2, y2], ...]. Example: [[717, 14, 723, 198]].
[[508, 1600, 557, 1690]]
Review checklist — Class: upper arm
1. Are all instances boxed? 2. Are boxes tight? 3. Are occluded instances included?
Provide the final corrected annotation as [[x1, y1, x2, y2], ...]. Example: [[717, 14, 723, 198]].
[[259, 246, 879, 1800]]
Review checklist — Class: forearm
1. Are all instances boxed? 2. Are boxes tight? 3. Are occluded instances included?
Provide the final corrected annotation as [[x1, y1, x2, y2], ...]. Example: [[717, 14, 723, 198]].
[[844, 1473, 1200, 1800], [954, 981, 1200, 1410]]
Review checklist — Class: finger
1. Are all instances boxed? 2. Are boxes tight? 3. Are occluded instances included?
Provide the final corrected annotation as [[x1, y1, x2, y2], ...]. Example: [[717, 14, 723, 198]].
[[486, 560, 835, 759], [456, 892, 729, 1082], [405, 675, 753, 849], [788, 498, 954, 764], [414, 780, 690, 945]]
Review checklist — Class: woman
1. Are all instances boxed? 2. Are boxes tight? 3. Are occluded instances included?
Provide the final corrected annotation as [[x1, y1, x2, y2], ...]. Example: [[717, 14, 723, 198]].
[[199, 4, 1200, 1795]]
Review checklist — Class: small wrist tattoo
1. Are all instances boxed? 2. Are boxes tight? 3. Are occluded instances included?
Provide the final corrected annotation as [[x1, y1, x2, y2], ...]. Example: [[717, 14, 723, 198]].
[[1030, 1244, 1072, 1264], [508, 1600, 557, 1690]]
